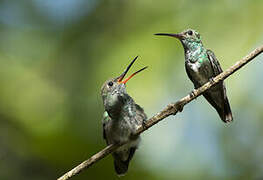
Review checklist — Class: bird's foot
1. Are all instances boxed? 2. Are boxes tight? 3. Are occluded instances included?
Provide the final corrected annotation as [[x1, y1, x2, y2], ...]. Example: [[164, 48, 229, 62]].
[[190, 89, 197, 99], [130, 132, 139, 140], [142, 119, 147, 129], [175, 102, 184, 112], [209, 77, 215, 84]]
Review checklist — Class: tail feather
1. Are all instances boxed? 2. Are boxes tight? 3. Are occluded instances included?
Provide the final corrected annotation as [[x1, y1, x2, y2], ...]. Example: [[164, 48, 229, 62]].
[[113, 147, 136, 175], [114, 159, 129, 176], [221, 98, 233, 123], [203, 92, 233, 123]]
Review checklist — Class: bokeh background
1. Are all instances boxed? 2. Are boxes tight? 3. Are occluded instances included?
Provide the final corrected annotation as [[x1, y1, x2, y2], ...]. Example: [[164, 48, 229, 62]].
[[0, 0, 263, 179]]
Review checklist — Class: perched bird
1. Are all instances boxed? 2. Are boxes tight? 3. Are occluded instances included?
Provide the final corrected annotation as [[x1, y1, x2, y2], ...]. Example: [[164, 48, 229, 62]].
[[101, 56, 147, 175], [155, 29, 233, 123]]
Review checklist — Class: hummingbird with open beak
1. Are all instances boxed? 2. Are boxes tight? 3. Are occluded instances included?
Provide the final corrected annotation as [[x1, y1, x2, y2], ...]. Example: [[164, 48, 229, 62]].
[[101, 56, 147, 175], [155, 29, 233, 123]]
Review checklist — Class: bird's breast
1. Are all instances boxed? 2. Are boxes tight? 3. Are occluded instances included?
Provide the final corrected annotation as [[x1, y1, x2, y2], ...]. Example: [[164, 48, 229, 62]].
[[187, 60, 212, 86]]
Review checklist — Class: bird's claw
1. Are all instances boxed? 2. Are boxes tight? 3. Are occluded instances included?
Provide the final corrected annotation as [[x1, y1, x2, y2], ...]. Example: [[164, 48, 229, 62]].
[[142, 119, 147, 129], [190, 90, 196, 99], [176, 103, 184, 112], [209, 77, 215, 84]]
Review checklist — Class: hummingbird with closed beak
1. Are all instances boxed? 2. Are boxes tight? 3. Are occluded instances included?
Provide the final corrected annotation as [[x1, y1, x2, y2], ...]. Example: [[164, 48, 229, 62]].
[[101, 56, 147, 175], [155, 29, 233, 123]]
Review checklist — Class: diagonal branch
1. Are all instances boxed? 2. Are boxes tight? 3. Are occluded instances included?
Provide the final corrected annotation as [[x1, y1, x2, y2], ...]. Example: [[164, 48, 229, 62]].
[[58, 45, 263, 180]]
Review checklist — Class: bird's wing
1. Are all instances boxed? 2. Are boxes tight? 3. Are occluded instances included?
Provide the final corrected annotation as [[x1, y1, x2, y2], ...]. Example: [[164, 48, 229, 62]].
[[102, 111, 111, 144], [206, 50, 233, 122], [206, 49, 223, 76], [206, 49, 226, 97], [134, 104, 147, 124]]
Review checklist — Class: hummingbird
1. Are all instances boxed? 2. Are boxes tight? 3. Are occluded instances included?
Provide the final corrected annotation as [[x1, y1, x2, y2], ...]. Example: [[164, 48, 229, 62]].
[[101, 56, 147, 175], [155, 29, 233, 123]]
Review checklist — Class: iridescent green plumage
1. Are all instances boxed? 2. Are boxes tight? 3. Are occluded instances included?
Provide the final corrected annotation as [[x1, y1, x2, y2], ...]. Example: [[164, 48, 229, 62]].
[[155, 29, 233, 123]]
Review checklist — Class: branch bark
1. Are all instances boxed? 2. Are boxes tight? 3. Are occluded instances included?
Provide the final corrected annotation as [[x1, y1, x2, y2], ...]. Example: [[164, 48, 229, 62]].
[[58, 45, 263, 180]]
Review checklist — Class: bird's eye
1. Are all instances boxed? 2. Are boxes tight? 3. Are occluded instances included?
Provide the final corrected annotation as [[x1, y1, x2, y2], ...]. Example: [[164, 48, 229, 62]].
[[108, 81, 113, 87], [187, 30, 193, 36]]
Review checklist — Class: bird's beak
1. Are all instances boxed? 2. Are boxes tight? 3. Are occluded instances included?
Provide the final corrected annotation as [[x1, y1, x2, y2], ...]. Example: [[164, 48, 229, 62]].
[[154, 33, 184, 40], [121, 66, 148, 84], [117, 56, 148, 84]]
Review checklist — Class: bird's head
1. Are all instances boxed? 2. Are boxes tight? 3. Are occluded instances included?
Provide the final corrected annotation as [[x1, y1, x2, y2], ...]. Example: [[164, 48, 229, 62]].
[[101, 56, 147, 112], [155, 29, 202, 51]]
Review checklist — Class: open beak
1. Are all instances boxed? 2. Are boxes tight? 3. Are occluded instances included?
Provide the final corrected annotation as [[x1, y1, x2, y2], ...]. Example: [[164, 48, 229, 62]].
[[117, 56, 148, 84], [154, 33, 184, 40]]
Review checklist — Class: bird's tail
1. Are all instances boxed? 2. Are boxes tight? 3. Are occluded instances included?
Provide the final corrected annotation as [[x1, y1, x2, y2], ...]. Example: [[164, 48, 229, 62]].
[[113, 148, 136, 176], [221, 97, 233, 123], [114, 159, 129, 176]]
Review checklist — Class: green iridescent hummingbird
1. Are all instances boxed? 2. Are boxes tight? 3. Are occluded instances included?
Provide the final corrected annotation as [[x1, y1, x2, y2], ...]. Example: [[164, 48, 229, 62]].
[[155, 29, 233, 123], [101, 56, 147, 175]]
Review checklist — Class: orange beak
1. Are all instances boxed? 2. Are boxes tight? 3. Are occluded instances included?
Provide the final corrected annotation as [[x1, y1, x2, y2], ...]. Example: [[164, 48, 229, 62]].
[[117, 56, 148, 84]]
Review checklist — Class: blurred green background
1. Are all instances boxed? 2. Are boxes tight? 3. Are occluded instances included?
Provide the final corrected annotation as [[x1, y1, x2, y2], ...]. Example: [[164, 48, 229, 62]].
[[0, 0, 263, 179]]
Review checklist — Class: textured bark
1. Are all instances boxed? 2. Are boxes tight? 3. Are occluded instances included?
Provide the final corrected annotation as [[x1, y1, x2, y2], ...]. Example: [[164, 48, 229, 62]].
[[58, 45, 263, 180]]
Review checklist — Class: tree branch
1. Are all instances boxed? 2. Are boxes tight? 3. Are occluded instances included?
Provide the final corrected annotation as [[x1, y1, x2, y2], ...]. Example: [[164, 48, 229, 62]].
[[58, 45, 263, 180]]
